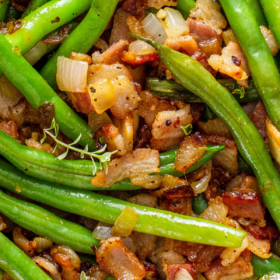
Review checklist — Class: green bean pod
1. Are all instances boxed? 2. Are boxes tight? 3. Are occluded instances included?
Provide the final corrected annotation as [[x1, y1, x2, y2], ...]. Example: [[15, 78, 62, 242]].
[[0, 190, 98, 254], [21, 0, 51, 18], [245, 0, 268, 26], [0, 232, 52, 280], [192, 193, 208, 215], [132, 34, 280, 229], [40, 0, 118, 88], [219, 0, 280, 131], [0, 34, 96, 150], [175, 0, 195, 19], [0, 0, 9, 21], [146, 77, 260, 103], [260, 0, 280, 47], [252, 254, 280, 278], [0, 159, 246, 248]]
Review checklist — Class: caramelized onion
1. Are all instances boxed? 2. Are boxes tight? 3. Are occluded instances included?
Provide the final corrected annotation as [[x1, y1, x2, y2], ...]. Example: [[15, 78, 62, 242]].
[[13, 227, 36, 257], [34, 237, 53, 253], [32, 256, 62, 280]]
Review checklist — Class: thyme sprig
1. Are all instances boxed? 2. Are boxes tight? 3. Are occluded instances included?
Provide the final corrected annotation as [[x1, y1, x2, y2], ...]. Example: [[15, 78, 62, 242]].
[[41, 119, 116, 175]]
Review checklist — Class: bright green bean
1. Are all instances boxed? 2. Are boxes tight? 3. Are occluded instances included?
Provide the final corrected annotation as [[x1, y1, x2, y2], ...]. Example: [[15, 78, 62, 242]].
[[40, 0, 118, 88], [0, 0, 9, 21], [192, 193, 208, 215], [175, 0, 195, 19], [252, 254, 280, 278], [0, 159, 246, 248], [0, 232, 52, 280], [21, 0, 51, 18], [245, 0, 268, 26], [0, 34, 96, 150]]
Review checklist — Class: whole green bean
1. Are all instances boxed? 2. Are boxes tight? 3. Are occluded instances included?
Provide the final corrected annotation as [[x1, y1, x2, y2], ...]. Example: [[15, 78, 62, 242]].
[[146, 77, 260, 103], [260, 0, 280, 47], [0, 34, 96, 150], [192, 193, 208, 215], [0, 190, 98, 254], [0, 159, 246, 248], [252, 254, 280, 278], [245, 0, 268, 26], [21, 0, 51, 18], [0, 0, 9, 21], [0, 232, 52, 280], [40, 0, 118, 88], [219, 0, 280, 131], [132, 34, 280, 229], [175, 0, 195, 19]]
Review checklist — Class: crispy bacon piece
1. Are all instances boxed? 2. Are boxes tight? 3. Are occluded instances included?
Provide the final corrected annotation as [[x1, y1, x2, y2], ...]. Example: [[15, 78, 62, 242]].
[[174, 132, 206, 173], [121, 0, 145, 17], [94, 237, 146, 280], [222, 190, 265, 220], [0, 120, 19, 139], [191, 51, 217, 76], [121, 52, 159, 65], [165, 36, 199, 56], [250, 101, 267, 138], [141, 261, 158, 280], [66, 91, 93, 115], [245, 224, 280, 240], [163, 264, 196, 280], [150, 137, 184, 152], [146, 0, 177, 9]]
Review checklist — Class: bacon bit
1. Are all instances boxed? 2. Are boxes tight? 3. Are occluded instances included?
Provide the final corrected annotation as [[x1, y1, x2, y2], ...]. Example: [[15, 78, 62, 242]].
[[172, 241, 204, 262], [43, 25, 70, 45], [249, 101, 267, 138], [92, 40, 129, 65], [165, 36, 198, 55], [95, 237, 146, 280], [66, 91, 93, 115], [150, 137, 183, 152], [163, 264, 196, 280], [91, 148, 160, 188], [246, 224, 280, 240], [191, 104, 204, 124], [166, 198, 193, 216], [174, 132, 206, 173], [222, 190, 265, 220], [191, 51, 217, 76], [204, 250, 253, 280], [146, 0, 177, 9], [163, 185, 195, 200], [134, 122, 151, 149], [126, 15, 150, 38], [122, 0, 145, 17], [141, 261, 158, 280], [121, 51, 159, 65], [0, 120, 19, 139], [247, 232, 272, 259], [70, 52, 92, 64]]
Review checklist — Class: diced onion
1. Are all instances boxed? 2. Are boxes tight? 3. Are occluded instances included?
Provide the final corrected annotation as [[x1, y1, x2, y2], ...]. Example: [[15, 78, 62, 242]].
[[24, 41, 48, 65], [56, 56, 88, 92], [174, 268, 193, 280], [32, 256, 62, 280], [88, 79, 116, 114], [128, 40, 157, 55], [34, 237, 53, 253], [92, 222, 114, 240], [160, 8, 189, 38], [260, 273, 280, 280], [111, 206, 138, 237], [0, 75, 22, 99], [142, 13, 167, 44]]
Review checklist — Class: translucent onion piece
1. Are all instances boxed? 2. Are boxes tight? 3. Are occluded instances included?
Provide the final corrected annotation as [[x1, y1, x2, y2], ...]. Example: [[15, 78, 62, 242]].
[[261, 273, 280, 280], [111, 206, 138, 237], [24, 41, 48, 66], [141, 13, 167, 44], [0, 75, 22, 99], [175, 269, 193, 280], [32, 256, 62, 280], [34, 237, 53, 253], [57, 56, 88, 93], [88, 79, 116, 114], [161, 8, 189, 38], [129, 40, 157, 55], [92, 222, 114, 240]]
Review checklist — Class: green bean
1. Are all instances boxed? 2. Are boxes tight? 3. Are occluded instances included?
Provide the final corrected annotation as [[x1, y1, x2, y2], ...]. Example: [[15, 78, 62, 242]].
[[132, 34, 280, 229], [160, 144, 225, 177], [40, 0, 118, 89], [201, 105, 217, 122], [146, 77, 260, 103], [252, 254, 280, 278], [260, 0, 280, 47], [0, 159, 246, 248], [238, 153, 254, 175], [175, 0, 195, 19], [0, 34, 96, 150], [220, 0, 280, 131], [0, 0, 9, 21], [245, 0, 268, 26], [0, 232, 52, 280], [0, 190, 98, 254], [21, 0, 51, 18], [192, 193, 208, 215]]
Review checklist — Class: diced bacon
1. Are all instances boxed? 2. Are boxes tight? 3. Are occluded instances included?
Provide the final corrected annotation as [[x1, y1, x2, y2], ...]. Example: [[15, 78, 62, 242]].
[[121, 52, 159, 65], [92, 40, 129, 65], [191, 51, 217, 76], [163, 264, 196, 280], [0, 120, 19, 139], [121, 0, 145, 17], [141, 261, 158, 280], [222, 190, 265, 220], [150, 136, 184, 152], [95, 237, 146, 280], [174, 133, 206, 173], [245, 224, 280, 240], [66, 91, 93, 115], [146, 0, 177, 9], [246, 232, 272, 259], [165, 36, 198, 55], [249, 101, 267, 138], [126, 15, 151, 38]]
